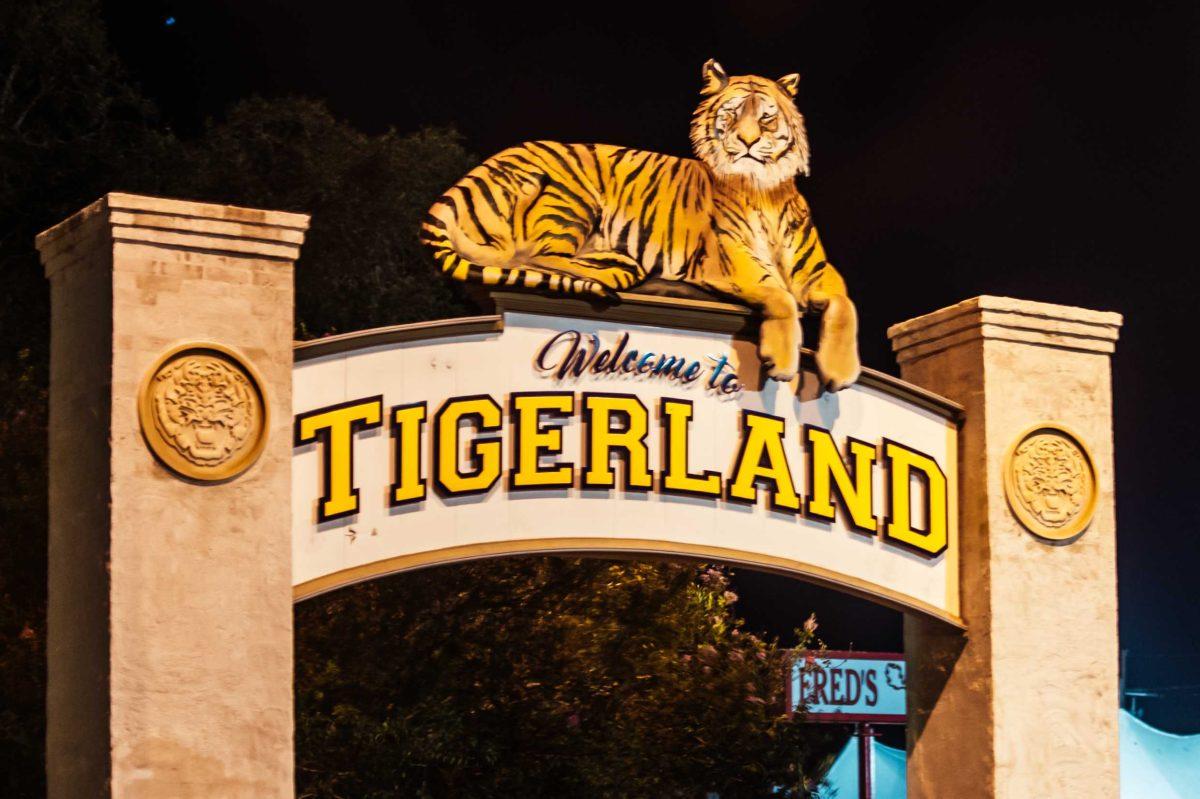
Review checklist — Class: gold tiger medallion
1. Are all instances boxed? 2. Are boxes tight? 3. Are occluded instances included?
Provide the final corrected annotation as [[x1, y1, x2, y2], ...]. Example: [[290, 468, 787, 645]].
[[138, 343, 269, 481], [422, 60, 861, 389]]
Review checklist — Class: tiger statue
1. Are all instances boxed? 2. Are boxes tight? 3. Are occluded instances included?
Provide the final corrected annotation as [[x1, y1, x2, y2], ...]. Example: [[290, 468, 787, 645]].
[[421, 59, 861, 390]]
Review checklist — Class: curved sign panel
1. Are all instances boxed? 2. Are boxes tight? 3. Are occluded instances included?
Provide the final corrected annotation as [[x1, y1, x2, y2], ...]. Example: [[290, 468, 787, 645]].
[[292, 294, 961, 624]]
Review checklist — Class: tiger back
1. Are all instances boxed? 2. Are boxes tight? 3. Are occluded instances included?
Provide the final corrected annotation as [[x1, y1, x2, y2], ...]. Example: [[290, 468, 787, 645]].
[[421, 142, 719, 297]]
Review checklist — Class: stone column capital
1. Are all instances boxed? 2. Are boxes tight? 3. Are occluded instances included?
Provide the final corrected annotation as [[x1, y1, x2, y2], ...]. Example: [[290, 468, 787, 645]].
[[36, 192, 310, 279], [887, 295, 1122, 365]]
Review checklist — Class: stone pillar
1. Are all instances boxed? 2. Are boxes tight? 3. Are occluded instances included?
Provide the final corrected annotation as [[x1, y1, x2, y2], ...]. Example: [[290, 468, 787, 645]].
[[889, 297, 1122, 798], [37, 193, 308, 798]]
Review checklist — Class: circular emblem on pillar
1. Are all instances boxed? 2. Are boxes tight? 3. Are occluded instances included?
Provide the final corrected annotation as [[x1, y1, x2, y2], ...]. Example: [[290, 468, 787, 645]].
[[138, 342, 269, 482], [1003, 423, 1098, 542]]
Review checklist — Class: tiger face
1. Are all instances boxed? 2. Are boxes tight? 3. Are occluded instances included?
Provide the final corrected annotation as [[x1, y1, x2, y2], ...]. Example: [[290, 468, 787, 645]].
[[690, 59, 811, 188], [152, 356, 256, 466]]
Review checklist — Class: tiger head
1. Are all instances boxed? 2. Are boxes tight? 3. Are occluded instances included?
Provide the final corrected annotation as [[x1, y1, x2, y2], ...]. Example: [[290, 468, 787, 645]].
[[690, 59, 811, 189], [152, 356, 256, 466]]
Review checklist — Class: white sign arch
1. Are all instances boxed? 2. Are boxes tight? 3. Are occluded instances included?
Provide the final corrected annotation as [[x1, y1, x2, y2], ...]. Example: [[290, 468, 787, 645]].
[[291, 292, 961, 624]]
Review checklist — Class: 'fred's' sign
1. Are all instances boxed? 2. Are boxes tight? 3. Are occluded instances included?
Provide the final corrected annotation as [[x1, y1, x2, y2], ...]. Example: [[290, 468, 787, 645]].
[[788, 651, 906, 724]]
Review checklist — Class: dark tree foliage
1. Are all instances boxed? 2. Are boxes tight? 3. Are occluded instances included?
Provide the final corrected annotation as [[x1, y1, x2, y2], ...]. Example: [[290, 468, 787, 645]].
[[173, 98, 478, 335], [1, 4, 475, 794], [0, 2, 835, 796], [0, 2, 166, 793], [296, 560, 835, 798]]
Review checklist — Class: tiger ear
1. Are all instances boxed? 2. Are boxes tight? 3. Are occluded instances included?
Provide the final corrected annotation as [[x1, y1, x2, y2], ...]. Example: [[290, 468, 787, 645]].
[[777, 73, 801, 98], [701, 59, 728, 96]]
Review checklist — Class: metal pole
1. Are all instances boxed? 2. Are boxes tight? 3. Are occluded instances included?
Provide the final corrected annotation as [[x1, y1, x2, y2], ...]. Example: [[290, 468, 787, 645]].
[[856, 723, 876, 799]]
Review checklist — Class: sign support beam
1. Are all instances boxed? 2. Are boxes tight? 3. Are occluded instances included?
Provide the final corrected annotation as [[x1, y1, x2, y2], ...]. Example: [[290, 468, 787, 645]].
[[890, 296, 1122, 798], [855, 723, 877, 799]]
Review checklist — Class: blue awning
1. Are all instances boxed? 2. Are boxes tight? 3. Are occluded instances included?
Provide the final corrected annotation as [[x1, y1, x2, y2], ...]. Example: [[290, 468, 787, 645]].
[[817, 711, 1200, 798], [1119, 710, 1200, 798], [816, 734, 905, 798]]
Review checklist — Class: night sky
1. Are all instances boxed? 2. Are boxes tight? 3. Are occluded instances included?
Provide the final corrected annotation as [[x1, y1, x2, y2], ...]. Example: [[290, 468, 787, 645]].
[[102, 1, 1200, 732]]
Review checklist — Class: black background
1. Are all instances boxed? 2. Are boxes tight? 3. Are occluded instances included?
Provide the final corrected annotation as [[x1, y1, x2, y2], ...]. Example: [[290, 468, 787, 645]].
[[101, 1, 1200, 732]]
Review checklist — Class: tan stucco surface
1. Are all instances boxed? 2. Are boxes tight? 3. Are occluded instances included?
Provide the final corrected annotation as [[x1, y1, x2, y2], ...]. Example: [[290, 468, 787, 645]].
[[891, 296, 1122, 798], [39, 194, 307, 797]]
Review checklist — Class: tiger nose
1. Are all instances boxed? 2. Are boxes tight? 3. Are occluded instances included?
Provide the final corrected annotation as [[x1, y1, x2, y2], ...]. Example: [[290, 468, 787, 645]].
[[736, 118, 761, 148]]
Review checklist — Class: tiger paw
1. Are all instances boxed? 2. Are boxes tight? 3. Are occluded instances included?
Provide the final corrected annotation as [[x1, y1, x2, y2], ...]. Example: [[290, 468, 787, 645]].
[[585, 280, 619, 300], [815, 338, 861, 392], [758, 317, 800, 381]]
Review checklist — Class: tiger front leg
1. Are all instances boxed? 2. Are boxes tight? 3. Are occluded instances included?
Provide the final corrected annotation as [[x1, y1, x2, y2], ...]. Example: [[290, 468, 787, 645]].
[[705, 248, 802, 381], [758, 299, 802, 382], [813, 295, 861, 391], [798, 265, 861, 391], [784, 210, 862, 391]]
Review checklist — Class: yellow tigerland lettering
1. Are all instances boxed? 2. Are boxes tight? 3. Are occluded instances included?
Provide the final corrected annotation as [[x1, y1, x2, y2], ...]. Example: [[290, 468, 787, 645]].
[[390, 403, 427, 505], [883, 440, 948, 555], [294, 396, 383, 522], [582, 393, 653, 490], [510, 392, 574, 489], [434, 396, 503, 496], [727, 411, 801, 512], [806, 426, 877, 533], [660, 398, 721, 497]]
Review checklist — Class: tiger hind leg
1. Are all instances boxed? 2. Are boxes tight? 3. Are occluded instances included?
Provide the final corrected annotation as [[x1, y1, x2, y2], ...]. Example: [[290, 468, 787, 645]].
[[526, 250, 646, 293], [430, 245, 615, 298], [419, 212, 614, 298], [421, 174, 627, 299]]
